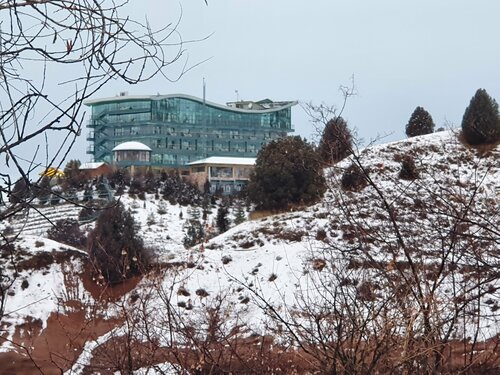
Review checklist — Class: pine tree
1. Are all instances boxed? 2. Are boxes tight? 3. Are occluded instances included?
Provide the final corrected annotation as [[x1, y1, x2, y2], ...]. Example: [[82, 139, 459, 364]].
[[88, 202, 145, 284], [183, 219, 204, 248], [318, 117, 353, 164], [248, 136, 326, 210], [405, 106, 435, 137], [234, 201, 246, 225], [9, 178, 30, 204], [216, 204, 230, 233], [461, 89, 500, 145], [35, 176, 51, 204], [63, 159, 84, 189]]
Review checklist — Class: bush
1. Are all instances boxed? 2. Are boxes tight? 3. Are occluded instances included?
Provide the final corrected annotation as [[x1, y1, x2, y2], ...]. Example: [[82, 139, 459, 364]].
[[88, 201, 146, 284], [47, 218, 87, 249], [341, 163, 368, 192], [108, 168, 131, 189], [405, 106, 435, 137], [248, 136, 326, 210], [399, 155, 419, 180], [461, 89, 500, 145], [318, 117, 353, 165], [161, 171, 204, 206], [78, 199, 107, 222]]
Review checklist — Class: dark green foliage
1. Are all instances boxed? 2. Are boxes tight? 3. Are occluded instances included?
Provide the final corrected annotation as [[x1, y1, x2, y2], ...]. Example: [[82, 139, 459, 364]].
[[405, 106, 435, 137], [461, 89, 500, 145], [216, 204, 230, 233], [88, 202, 146, 284], [108, 168, 131, 189], [9, 178, 30, 204], [399, 155, 419, 180], [161, 172, 204, 206], [144, 169, 157, 193], [47, 219, 86, 249], [234, 201, 246, 225], [183, 206, 205, 247], [34, 176, 51, 205], [341, 163, 368, 192], [318, 117, 353, 164], [183, 219, 204, 248], [95, 178, 110, 200], [248, 136, 326, 210], [50, 193, 61, 205], [202, 196, 211, 221], [63, 159, 85, 189], [128, 178, 144, 196], [82, 186, 94, 202], [78, 199, 107, 222]]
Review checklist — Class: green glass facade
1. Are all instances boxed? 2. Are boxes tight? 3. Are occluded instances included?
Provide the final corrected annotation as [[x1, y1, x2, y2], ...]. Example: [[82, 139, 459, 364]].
[[85, 94, 296, 167]]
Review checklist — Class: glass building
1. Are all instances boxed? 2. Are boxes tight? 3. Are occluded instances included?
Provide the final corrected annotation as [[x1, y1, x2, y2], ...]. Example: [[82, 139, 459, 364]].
[[85, 93, 296, 168]]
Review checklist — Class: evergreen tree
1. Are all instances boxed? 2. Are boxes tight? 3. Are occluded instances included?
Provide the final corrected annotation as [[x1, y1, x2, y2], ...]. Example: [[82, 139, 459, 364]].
[[461, 89, 500, 145], [318, 117, 353, 164], [234, 201, 246, 225], [248, 136, 326, 210], [83, 185, 94, 202], [202, 195, 211, 221], [183, 219, 204, 248], [216, 204, 230, 233], [109, 168, 131, 189], [35, 176, 51, 204], [9, 177, 30, 204], [63, 159, 84, 189], [144, 168, 157, 193], [88, 202, 145, 284], [405, 106, 435, 137]]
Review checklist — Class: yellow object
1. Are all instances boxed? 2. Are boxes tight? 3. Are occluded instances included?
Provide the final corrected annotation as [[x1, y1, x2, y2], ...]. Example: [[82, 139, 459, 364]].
[[40, 167, 65, 178]]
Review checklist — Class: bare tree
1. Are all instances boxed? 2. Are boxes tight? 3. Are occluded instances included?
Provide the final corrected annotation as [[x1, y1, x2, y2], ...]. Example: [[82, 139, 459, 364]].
[[0, 0, 205, 320]]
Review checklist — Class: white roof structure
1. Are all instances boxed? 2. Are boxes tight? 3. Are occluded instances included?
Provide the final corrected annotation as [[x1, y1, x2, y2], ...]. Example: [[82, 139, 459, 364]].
[[84, 93, 297, 115], [79, 162, 106, 170], [188, 157, 256, 166], [112, 141, 152, 152]]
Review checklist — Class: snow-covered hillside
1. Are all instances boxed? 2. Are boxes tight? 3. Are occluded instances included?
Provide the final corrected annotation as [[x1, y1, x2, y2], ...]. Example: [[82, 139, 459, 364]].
[[1, 130, 499, 374]]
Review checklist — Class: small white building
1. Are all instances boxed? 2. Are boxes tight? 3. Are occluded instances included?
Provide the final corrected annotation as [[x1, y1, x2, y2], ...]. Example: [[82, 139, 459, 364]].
[[188, 156, 256, 194], [112, 141, 152, 167]]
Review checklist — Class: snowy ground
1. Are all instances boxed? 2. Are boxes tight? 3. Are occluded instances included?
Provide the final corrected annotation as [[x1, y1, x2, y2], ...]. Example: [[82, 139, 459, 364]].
[[2, 130, 499, 373]]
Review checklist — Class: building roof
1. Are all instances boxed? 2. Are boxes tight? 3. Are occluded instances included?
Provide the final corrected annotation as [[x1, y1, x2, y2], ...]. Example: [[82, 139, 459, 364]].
[[188, 157, 256, 166], [112, 141, 152, 152], [84, 93, 297, 114], [79, 162, 107, 170]]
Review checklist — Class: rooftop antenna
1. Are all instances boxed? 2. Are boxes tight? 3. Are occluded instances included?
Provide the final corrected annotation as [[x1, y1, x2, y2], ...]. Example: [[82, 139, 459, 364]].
[[235, 90, 239, 102]]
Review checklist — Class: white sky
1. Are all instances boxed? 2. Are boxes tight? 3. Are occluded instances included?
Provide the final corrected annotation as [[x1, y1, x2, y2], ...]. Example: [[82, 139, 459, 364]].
[[24, 1, 500, 163]]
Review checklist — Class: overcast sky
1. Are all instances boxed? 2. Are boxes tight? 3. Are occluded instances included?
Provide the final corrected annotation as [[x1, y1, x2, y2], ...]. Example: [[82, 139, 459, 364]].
[[67, 0, 500, 161]]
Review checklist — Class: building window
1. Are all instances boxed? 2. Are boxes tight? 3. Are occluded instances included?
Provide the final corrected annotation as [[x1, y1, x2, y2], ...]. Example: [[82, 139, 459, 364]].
[[151, 154, 161, 164], [163, 154, 176, 165], [235, 167, 252, 179], [210, 167, 233, 178]]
